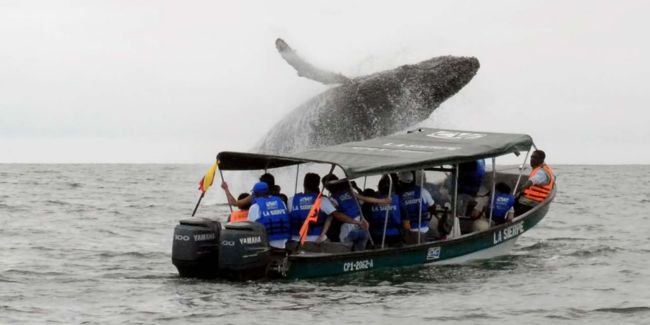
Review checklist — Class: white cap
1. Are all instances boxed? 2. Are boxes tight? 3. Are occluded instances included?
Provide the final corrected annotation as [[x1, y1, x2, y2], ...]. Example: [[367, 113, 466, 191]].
[[398, 171, 414, 183]]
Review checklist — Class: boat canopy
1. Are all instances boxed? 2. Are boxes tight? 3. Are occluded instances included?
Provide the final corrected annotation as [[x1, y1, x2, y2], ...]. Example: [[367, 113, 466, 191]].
[[217, 128, 533, 178]]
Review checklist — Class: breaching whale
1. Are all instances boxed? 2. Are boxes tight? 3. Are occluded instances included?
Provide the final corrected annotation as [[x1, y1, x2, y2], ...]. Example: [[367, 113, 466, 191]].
[[254, 39, 480, 154]]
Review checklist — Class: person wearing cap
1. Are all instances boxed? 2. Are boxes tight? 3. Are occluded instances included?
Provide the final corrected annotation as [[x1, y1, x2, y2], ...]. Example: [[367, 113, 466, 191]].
[[397, 170, 438, 243], [320, 174, 391, 251], [246, 181, 291, 249], [221, 173, 285, 208]]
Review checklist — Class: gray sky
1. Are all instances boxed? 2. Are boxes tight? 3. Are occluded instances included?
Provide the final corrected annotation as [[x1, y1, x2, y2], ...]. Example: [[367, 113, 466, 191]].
[[1, 0, 648, 164]]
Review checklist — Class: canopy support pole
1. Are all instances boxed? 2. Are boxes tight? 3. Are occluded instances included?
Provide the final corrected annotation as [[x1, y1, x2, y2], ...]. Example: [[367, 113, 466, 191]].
[[218, 167, 233, 214], [453, 164, 459, 237], [417, 170, 424, 244], [489, 157, 496, 226], [362, 176, 367, 190], [346, 179, 375, 249], [512, 150, 531, 195], [293, 164, 300, 196], [381, 175, 393, 249]]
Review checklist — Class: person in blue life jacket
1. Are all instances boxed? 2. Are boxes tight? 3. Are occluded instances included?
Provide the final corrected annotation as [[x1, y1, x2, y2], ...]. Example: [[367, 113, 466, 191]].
[[246, 181, 291, 249], [488, 182, 516, 225], [319, 174, 391, 251], [458, 159, 486, 196], [368, 175, 404, 246], [397, 171, 441, 243], [288, 173, 330, 242], [456, 159, 487, 218]]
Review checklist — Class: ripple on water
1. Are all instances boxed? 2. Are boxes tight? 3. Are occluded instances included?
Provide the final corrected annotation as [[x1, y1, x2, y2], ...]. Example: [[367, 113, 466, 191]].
[[565, 245, 621, 258], [592, 306, 650, 314]]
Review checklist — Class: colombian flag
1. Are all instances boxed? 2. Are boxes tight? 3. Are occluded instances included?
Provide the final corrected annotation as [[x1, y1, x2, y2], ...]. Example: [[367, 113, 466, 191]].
[[198, 162, 218, 193]]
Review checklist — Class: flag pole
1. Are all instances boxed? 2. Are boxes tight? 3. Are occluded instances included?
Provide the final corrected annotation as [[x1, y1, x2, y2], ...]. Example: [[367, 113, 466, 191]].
[[192, 161, 218, 217], [191, 192, 205, 217]]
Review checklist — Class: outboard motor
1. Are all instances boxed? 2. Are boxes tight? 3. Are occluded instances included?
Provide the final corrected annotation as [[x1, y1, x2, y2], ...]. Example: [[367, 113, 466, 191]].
[[172, 218, 221, 278], [218, 221, 271, 279]]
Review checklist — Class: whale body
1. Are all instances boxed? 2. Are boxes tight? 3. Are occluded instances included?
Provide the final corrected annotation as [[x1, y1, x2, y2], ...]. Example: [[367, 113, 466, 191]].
[[254, 39, 480, 154]]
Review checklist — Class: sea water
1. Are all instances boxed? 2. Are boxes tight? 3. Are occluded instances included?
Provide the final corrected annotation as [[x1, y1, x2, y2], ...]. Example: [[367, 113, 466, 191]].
[[1, 164, 649, 324]]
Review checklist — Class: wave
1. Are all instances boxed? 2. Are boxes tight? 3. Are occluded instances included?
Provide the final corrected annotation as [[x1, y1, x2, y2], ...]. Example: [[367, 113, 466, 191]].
[[97, 251, 169, 259], [67, 182, 83, 188], [565, 245, 621, 258], [592, 306, 650, 314], [0, 269, 67, 277]]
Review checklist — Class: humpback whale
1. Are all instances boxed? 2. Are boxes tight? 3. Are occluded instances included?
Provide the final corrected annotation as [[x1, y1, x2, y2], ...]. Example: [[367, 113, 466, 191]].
[[254, 39, 480, 154]]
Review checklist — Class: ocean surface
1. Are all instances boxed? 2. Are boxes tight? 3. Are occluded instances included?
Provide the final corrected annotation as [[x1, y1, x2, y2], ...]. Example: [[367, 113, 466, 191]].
[[1, 164, 649, 324]]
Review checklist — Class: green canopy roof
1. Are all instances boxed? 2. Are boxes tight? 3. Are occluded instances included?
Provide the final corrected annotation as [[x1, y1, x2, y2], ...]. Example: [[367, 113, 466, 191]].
[[217, 128, 533, 178]]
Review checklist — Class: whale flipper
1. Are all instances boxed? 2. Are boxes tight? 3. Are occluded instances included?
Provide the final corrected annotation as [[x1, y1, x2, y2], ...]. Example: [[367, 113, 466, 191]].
[[275, 38, 351, 85]]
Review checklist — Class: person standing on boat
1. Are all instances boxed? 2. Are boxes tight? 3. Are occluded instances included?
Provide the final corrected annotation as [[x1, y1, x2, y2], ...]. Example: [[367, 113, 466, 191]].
[[246, 181, 291, 249], [515, 150, 555, 215], [456, 159, 486, 218], [288, 173, 330, 242], [397, 171, 439, 243], [368, 175, 404, 246], [321, 174, 391, 251]]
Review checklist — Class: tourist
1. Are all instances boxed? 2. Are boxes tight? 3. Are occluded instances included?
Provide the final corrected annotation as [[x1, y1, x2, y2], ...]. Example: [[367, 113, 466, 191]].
[[246, 182, 291, 249], [228, 193, 251, 223], [368, 175, 403, 246], [288, 173, 329, 242], [514, 150, 555, 215], [488, 182, 515, 225], [321, 174, 390, 251], [397, 171, 440, 243]]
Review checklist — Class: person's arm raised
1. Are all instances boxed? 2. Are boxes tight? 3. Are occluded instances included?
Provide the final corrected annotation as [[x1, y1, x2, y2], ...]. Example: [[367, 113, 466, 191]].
[[355, 193, 391, 205]]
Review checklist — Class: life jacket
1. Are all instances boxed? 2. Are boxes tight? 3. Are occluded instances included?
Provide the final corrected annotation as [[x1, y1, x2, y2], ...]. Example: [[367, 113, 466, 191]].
[[490, 192, 515, 219], [229, 210, 248, 223], [523, 164, 555, 202], [369, 193, 401, 237], [252, 195, 290, 241], [289, 193, 328, 237], [399, 185, 429, 229], [331, 189, 362, 219], [458, 159, 485, 196]]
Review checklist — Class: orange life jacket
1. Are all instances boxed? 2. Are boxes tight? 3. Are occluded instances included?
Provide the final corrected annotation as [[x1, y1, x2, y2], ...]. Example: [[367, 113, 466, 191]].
[[523, 164, 555, 202], [229, 210, 248, 223]]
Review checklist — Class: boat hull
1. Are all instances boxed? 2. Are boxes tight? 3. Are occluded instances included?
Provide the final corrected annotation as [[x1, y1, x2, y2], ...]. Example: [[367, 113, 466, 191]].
[[282, 191, 552, 279]]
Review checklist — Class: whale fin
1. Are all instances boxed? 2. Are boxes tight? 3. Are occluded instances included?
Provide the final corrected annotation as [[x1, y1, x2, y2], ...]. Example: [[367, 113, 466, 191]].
[[276, 38, 351, 85]]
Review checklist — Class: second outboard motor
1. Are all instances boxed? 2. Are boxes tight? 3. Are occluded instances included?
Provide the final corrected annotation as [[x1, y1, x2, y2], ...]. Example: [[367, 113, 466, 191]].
[[218, 221, 271, 279], [171, 218, 221, 278]]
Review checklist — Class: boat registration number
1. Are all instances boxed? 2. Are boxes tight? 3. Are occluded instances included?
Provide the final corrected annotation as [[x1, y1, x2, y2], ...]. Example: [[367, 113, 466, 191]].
[[343, 259, 374, 272]]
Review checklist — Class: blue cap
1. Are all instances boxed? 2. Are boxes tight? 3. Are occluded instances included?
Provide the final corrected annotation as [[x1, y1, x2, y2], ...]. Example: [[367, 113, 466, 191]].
[[251, 182, 269, 194]]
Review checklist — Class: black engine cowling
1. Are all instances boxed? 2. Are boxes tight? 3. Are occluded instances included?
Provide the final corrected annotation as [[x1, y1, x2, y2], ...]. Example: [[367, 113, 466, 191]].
[[218, 221, 271, 279], [171, 218, 221, 278], [172, 219, 272, 279]]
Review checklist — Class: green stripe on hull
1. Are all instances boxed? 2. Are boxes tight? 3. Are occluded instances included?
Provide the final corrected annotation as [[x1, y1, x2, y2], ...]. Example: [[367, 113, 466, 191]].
[[285, 199, 550, 280]]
